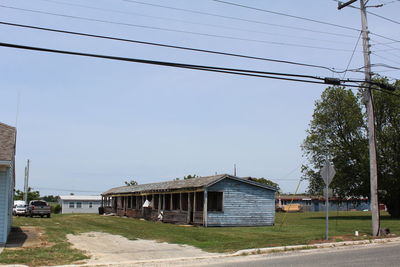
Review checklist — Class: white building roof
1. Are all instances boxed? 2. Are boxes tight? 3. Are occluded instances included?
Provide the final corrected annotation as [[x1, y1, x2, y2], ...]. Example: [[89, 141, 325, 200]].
[[59, 195, 101, 201]]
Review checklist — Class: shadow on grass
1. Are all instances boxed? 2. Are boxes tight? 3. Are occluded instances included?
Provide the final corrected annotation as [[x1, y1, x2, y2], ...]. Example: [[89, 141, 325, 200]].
[[6, 227, 28, 248]]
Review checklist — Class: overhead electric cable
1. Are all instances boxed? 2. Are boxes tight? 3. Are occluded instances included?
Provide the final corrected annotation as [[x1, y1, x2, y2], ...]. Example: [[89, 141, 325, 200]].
[[0, 5, 355, 52], [33, 187, 102, 193], [342, 32, 362, 79], [367, 10, 400, 25], [372, 52, 400, 65], [0, 20, 349, 73], [213, 0, 360, 31], [34, 0, 355, 45], [0, 41, 365, 87], [372, 63, 400, 70], [122, 0, 358, 39], [331, 0, 400, 43]]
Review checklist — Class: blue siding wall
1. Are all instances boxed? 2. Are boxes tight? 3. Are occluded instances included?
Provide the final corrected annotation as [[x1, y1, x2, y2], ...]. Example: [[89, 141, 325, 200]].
[[0, 169, 11, 243], [207, 178, 275, 226]]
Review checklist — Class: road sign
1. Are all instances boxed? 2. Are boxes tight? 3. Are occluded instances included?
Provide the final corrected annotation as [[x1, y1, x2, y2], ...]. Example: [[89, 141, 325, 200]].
[[320, 159, 336, 241], [320, 160, 336, 186]]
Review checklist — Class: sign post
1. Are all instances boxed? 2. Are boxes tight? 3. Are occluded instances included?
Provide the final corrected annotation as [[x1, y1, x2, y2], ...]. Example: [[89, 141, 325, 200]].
[[320, 159, 336, 240]]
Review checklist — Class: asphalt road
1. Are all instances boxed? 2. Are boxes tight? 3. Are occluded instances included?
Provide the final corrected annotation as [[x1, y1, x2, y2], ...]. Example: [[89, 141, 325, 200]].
[[196, 242, 400, 267]]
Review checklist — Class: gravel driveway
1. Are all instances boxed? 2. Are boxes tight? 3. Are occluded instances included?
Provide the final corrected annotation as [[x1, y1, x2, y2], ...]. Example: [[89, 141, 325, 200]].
[[67, 232, 217, 265]]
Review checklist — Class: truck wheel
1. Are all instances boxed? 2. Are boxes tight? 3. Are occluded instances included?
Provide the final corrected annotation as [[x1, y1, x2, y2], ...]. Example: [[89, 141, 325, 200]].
[[47, 214, 51, 218], [30, 214, 33, 218]]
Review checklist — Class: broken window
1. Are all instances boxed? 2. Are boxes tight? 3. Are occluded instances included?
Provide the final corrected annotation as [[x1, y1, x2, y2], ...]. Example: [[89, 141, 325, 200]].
[[132, 196, 137, 209], [127, 196, 132, 208], [153, 195, 159, 209], [181, 193, 188, 211], [208, 192, 223, 212], [165, 194, 171, 210], [195, 192, 204, 211], [172, 194, 180, 210]]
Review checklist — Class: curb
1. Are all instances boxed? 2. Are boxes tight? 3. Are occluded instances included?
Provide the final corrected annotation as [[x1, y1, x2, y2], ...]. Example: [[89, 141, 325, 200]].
[[48, 236, 400, 267], [232, 236, 400, 256]]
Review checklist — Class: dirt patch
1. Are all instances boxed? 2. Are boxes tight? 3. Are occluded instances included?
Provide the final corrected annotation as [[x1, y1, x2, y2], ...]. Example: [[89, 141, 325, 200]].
[[67, 232, 218, 264], [6, 226, 51, 249]]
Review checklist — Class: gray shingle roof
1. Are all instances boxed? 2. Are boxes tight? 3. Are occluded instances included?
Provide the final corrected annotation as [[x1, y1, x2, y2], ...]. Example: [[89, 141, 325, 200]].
[[102, 174, 277, 195], [0, 122, 16, 162]]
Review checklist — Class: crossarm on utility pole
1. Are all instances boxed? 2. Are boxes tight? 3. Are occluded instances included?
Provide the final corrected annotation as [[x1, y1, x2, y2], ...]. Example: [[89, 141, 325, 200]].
[[338, 0, 358, 10]]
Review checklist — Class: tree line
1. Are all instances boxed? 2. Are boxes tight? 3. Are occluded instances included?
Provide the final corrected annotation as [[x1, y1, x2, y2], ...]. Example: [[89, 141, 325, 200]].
[[302, 78, 400, 217]]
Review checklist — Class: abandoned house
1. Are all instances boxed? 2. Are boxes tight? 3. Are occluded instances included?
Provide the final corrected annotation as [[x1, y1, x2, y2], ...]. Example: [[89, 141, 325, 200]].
[[101, 174, 277, 227]]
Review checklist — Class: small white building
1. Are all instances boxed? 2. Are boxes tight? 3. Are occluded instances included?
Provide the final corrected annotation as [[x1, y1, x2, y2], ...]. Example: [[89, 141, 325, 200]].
[[59, 195, 102, 214]]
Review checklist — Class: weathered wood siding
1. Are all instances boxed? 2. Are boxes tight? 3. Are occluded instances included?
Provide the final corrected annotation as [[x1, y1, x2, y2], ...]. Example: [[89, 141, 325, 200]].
[[207, 179, 275, 226]]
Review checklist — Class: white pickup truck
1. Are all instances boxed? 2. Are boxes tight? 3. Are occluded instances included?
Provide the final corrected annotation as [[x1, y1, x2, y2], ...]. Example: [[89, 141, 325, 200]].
[[26, 200, 51, 218]]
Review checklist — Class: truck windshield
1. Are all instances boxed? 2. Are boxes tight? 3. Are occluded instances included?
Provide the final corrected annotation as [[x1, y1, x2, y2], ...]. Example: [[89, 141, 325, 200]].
[[31, 201, 47, 206]]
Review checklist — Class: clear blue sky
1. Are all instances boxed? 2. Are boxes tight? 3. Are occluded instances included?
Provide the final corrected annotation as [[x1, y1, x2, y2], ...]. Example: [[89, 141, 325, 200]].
[[1, 0, 399, 195]]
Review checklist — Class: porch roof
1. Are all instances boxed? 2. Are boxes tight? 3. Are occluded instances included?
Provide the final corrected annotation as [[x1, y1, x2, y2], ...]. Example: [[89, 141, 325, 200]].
[[102, 174, 277, 196]]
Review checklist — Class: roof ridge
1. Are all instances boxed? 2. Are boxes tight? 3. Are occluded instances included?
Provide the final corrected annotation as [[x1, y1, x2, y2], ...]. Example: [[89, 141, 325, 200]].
[[0, 122, 16, 130]]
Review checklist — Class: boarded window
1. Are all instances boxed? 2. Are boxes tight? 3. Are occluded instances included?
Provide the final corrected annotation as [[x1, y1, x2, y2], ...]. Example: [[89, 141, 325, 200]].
[[208, 192, 223, 212], [165, 194, 171, 210], [181, 193, 188, 211], [172, 194, 180, 210]]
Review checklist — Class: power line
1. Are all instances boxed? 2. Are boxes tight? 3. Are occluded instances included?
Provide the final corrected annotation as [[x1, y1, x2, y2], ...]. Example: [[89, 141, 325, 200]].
[[372, 52, 400, 65], [0, 5, 356, 52], [0, 20, 352, 73], [371, 63, 400, 70], [331, 0, 400, 43], [342, 32, 363, 79], [0, 41, 365, 87], [34, 0, 355, 46], [213, 0, 360, 32], [33, 187, 102, 193], [123, 0, 358, 39], [367, 10, 400, 25]]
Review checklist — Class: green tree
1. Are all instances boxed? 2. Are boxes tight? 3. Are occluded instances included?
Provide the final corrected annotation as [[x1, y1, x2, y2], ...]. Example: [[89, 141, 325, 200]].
[[14, 187, 41, 202], [125, 180, 138, 186], [373, 79, 400, 217], [184, 174, 198, 180], [302, 82, 400, 217], [41, 195, 60, 203]]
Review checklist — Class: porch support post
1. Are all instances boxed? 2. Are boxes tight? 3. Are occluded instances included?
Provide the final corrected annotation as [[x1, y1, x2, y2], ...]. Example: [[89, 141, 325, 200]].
[[170, 193, 173, 210], [163, 193, 166, 211], [158, 194, 161, 213], [203, 190, 208, 227], [193, 192, 196, 223]]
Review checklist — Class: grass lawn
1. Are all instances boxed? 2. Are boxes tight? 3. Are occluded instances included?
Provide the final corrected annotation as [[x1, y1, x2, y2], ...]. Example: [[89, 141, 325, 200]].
[[0, 211, 398, 266]]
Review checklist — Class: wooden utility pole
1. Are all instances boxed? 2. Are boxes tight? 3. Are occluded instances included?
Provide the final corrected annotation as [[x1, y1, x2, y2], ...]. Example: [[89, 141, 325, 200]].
[[23, 159, 30, 204], [338, 0, 380, 236]]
